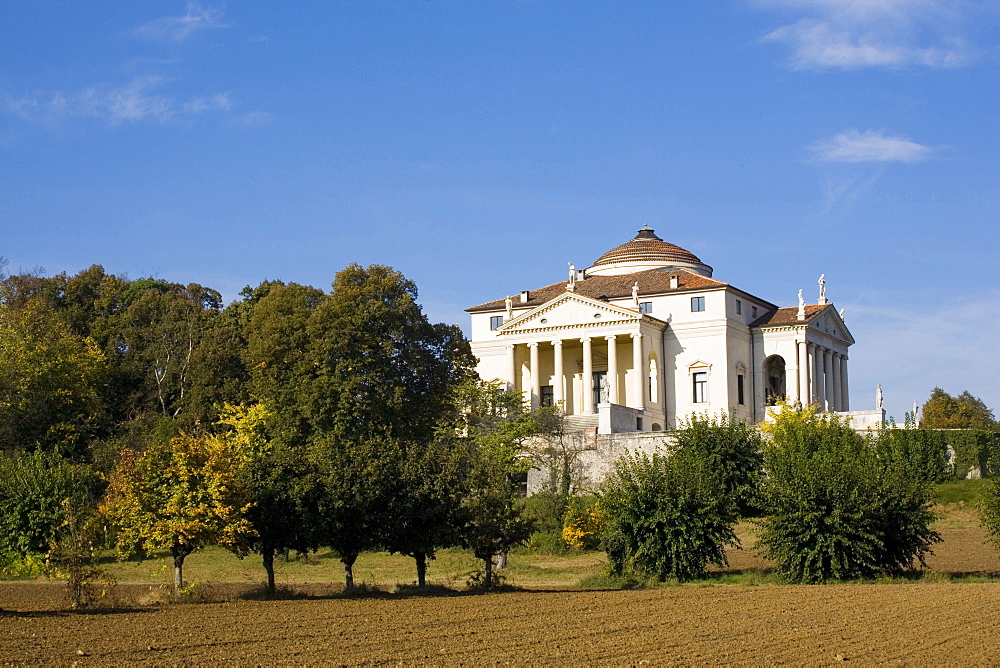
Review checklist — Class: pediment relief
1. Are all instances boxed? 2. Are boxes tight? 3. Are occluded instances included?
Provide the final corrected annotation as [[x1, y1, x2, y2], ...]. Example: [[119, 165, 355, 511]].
[[809, 307, 854, 345], [497, 291, 642, 335], [688, 360, 712, 374]]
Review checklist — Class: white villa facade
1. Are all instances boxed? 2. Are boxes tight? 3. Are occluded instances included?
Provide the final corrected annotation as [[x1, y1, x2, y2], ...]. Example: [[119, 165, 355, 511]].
[[467, 226, 856, 433]]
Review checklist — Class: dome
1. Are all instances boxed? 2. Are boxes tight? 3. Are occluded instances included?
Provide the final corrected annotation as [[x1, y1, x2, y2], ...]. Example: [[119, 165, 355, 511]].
[[586, 225, 713, 277]]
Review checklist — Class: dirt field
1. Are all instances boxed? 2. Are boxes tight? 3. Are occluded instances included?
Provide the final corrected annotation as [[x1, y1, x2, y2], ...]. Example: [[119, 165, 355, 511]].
[[2, 505, 999, 665], [3, 583, 1000, 664]]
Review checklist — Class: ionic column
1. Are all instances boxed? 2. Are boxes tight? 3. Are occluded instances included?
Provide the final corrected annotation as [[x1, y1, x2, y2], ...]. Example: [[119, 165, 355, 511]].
[[582, 337, 594, 414], [631, 332, 645, 410], [506, 344, 516, 392], [528, 342, 540, 410], [823, 349, 834, 412], [552, 340, 564, 410], [797, 340, 809, 407], [606, 335, 618, 404], [840, 356, 850, 411], [813, 344, 825, 408], [831, 352, 842, 412]]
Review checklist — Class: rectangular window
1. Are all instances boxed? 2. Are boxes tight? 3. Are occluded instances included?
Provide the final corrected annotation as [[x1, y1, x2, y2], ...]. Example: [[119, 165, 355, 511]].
[[540, 385, 554, 407], [691, 296, 705, 312], [735, 299, 742, 315], [693, 372, 708, 403], [636, 417, 643, 431], [490, 315, 504, 330], [737, 374, 745, 405], [639, 301, 653, 314], [751, 306, 758, 318]]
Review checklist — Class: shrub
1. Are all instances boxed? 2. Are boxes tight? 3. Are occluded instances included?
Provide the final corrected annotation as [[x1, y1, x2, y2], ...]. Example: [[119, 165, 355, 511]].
[[561, 495, 603, 551], [873, 428, 949, 484], [675, 413, 764, 516], [981, 479, 1000, 557], [600, 448, 738, 582], [757, 406, 940, 583]]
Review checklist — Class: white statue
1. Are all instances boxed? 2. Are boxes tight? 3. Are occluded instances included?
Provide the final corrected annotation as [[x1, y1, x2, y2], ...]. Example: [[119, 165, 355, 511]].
[[567, 262, 576, 291], [632, 281, 640, 307], [839, 307, 845, 322], [796, 289, 805, 320], [876, 384, 883, 410], [505, 296, 513, 320], [818, 274, 827, 304], [798, 289, 804, 308]]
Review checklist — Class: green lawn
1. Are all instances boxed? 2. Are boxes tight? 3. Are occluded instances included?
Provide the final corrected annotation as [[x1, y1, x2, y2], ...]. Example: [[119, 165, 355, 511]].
[[933, 478, 992, 506]]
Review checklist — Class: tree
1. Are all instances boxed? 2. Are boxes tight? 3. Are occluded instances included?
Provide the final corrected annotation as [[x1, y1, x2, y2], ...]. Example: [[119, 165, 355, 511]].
[[757, 405, 939, 583], [921, 387, 996, 430], [100, 431, 254, 594], [0, 300, 106, 457], [600, 448, 739, 582]]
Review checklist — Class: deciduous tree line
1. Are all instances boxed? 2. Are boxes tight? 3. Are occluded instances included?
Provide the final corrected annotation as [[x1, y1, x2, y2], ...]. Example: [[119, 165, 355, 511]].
[[0, 261, 545, 593]]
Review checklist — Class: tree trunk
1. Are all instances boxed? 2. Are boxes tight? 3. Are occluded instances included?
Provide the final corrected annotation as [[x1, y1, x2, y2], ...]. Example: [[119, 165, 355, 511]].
[[484, 555, 493, 589], [342, 552, 358, 591], [414, 552, 427, 587], [496, 549, 508, 570], [171, 546, 187, 595], [262, 548, 276, 596]]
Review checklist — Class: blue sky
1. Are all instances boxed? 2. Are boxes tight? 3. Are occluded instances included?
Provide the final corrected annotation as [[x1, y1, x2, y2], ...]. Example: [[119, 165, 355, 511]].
[[2, 1, 998, 422]]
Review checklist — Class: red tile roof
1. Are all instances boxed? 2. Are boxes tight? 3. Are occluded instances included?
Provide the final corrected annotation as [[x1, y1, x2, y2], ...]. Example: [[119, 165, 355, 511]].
[[750, 304, 827, 327], [467, 267, 729, 312]]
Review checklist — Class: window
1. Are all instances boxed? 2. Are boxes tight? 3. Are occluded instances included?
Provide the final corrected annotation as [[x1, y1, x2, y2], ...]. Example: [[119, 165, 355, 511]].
[[735, 299, 742, 315], [751, 306, 758, 318], [639, 301, 653, 314], [490, 315, 504, 330], [737, 374, 745, 405], [693, 372, 708, 403], [636, 417, 643, 431], [691, 296, 705, 312], [540, 385, 554, 407]]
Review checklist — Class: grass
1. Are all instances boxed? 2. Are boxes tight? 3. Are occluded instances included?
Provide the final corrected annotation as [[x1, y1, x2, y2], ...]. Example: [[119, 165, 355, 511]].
[[933, 478, 992, 506]]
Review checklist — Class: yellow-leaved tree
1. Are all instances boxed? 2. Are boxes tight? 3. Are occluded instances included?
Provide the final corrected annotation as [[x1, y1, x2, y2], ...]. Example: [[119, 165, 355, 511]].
[[100, 430, 255, 594]]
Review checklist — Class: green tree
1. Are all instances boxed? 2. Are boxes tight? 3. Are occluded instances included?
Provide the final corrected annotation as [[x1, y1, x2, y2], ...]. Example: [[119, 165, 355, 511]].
[[101, 430, 255, 594], [757, 405, 939, 583], [600, 448, 738, 582], [921, 387, 997, 430], [0, 300, 106, 457], [675, 413, 764, 516]]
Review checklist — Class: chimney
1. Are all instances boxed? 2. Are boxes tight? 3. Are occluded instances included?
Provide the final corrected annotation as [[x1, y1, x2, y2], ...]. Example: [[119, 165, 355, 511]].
[[520, 291, 530, 303], [669, 275, 679, 289]]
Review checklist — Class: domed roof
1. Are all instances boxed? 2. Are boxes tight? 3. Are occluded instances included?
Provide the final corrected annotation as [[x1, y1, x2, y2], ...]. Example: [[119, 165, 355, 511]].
[[587, 225, 713, 277]]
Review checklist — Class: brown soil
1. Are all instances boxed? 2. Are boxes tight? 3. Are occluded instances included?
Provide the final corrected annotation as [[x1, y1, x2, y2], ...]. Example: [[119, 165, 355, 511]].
[[2, 506, 998, 665], [3, 583, 1000, 664]]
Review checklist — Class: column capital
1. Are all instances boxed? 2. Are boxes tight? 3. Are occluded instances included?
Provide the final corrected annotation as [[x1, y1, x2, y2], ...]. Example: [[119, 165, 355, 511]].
[[526, 341, 539, 348], [630, 332, 642, 340], [550, 339, 563, 347], [580, 336, 592, 344], [605, 334, 617, 341]]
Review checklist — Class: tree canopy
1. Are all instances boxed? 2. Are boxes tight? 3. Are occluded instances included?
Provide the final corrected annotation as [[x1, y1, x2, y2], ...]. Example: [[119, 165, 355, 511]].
[[921, 387, 996, 430]]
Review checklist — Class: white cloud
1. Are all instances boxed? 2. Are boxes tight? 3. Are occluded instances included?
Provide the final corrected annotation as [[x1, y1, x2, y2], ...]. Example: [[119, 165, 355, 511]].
[[810, 129, 931, 163], [5, 77, 231, 125], [757, 0, 975, 69], [134, 3, 226, 42]]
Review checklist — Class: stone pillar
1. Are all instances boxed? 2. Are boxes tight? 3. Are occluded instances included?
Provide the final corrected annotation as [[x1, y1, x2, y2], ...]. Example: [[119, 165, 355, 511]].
[[631, 332, 645, 410], [606, 335, 618, 404], [582, 337, 594, 414], [831, 352, 842, 412], [506, 344, 516, 392], [552, 340, 564, 410], [813, 344, 826, 408], [840, 356, 850, 411], [797, 340, 809, 407], [528, 342, 540, 410], [823, 349, 834, 412]]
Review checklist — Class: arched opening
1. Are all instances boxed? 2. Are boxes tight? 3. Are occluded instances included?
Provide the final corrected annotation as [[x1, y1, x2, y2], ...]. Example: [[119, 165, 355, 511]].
[[763, 355, 786, 406], [648, 353, 659, 404], [651, 423, 663, 431]]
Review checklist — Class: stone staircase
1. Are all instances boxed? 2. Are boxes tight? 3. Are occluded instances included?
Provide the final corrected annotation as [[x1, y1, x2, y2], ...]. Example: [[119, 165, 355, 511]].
[[562, 414, 599, 434]]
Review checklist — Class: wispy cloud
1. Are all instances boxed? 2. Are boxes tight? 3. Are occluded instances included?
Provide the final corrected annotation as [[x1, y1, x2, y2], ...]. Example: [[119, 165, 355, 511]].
[[5, 76, 231, 125], [757, 0, 975, 70], [810, 129, 931, 163], [134, 3, 226, 42]]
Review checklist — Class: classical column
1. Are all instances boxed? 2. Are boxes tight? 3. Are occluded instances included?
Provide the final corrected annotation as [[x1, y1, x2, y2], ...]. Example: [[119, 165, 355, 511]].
[[606, 335, 618, 404], [528, 342, 540, 410], [506, 344, 516, 392], [831, 352, 842, 412], [631, 332, 645, 410], [823, 349, 834, 412], [797, 340, 809, 407], [840, 356, 850, 411], [552, 340, 564, 410], [582, 336, 594, 414], [813, 344, 826, 408]]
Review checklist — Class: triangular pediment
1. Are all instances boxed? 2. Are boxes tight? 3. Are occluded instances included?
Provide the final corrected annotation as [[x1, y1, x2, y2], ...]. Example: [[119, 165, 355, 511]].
[[809, 305, 855, 345], [497, 291, 645, 335]]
